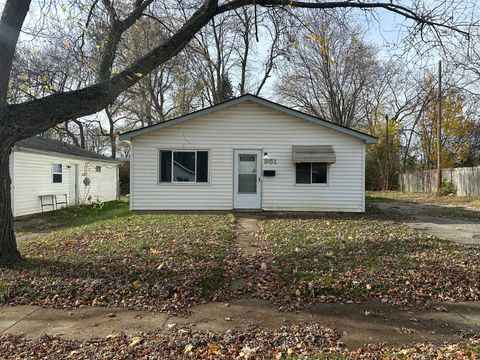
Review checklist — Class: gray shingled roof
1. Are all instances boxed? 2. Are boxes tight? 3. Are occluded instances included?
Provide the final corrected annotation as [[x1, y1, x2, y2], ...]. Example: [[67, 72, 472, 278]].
[[15, 136, 117, 162]]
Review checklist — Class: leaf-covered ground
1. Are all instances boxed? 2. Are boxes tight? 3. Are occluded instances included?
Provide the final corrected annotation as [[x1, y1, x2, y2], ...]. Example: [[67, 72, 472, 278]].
[[3, 205, 480, 357], [0, 328, 478, 359], [4, 206, 480, 313], [2, 213, 236, 313], [252, 215, 480, 308]]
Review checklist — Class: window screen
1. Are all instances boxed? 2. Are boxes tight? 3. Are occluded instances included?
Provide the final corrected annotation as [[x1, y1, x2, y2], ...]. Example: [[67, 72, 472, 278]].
[[312, 163, 327, 183], [295, 163, 328, 184]]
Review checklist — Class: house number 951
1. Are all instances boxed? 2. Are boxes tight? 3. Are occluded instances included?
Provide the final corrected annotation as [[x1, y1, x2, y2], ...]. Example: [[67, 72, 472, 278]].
[[264, 158, 277, 165]]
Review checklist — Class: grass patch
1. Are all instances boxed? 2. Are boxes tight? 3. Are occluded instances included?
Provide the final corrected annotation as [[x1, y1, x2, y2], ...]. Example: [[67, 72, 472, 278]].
[[200, 267, 224, 295], [260, 215, 480, 302], [15, 199, 131, 233], [3, 202, 236, 312]]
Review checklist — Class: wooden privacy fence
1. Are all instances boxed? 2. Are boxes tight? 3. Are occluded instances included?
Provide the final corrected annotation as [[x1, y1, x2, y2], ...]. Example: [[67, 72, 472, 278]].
[[399, 166, 480, 196]]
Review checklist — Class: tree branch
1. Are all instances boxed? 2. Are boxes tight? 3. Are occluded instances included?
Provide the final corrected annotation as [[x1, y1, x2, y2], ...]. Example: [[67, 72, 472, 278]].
[[2, 0, 470, 139]]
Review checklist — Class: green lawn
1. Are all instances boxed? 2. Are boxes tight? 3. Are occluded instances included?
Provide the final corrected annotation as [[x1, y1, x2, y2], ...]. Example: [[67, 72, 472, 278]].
[[258, 215, 480, 304], [15, 199, 131, 234], [4, 205, 236, 312]]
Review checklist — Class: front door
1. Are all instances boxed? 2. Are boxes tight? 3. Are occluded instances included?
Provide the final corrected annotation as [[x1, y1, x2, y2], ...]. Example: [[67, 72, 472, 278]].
[[233, 149, 262, 209]]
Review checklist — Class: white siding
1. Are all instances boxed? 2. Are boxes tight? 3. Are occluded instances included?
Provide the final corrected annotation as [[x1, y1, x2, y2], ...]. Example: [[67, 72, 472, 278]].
[[12, 150, 118, 217], [131, 101, 366, 212]]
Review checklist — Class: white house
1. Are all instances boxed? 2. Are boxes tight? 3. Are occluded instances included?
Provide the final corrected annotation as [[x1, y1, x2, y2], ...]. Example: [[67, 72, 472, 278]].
[[10, 136, 120, 217], [120, 94, 377, 212]]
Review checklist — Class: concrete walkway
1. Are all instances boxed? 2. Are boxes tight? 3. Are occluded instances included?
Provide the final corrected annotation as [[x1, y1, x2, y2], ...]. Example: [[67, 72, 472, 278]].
[[235, 216, 260, 256], [1, 300, 479, 348]]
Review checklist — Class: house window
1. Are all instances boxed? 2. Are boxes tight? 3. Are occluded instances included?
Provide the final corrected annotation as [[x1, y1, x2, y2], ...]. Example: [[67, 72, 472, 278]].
[[96, 166, 102, 173], [295, 163, 327, 184], [52, 163, 63, 183], [159, 150, 209, 183]]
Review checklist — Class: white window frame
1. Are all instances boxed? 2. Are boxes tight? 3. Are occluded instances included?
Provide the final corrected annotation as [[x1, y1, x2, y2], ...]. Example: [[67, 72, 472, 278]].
[[52, 163, 63, 184], [294, 162, 329, 186], [158, 149, 210, 185]]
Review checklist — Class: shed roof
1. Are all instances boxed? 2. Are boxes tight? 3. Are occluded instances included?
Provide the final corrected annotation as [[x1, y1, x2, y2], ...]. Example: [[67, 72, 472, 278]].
[[15, 136, 118, 163], [119, 94, 377, 144]]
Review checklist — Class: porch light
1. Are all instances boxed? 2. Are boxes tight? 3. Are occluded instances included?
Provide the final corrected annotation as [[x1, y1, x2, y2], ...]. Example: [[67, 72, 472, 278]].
[[263, 152, 269, 160]]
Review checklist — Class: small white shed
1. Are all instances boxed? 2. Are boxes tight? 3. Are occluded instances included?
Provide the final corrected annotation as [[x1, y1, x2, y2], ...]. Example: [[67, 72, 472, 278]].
[[120, 94, 377, 212], [10, 137, 120, 217]]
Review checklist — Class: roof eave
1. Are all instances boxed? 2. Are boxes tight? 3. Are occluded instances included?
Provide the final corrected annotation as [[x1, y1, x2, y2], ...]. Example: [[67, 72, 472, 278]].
[[14, 146, 121, 164]]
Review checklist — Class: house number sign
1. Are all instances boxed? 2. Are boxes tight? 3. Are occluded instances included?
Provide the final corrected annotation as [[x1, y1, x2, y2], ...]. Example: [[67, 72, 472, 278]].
[[264, 158, 277, 165]]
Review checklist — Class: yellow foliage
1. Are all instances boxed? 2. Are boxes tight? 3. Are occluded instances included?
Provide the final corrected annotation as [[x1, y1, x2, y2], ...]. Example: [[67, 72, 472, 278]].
[[418, 88, 476, 168]]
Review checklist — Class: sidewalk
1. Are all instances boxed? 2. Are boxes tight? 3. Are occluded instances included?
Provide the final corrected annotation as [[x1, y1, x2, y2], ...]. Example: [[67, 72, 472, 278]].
[[2, 299, 479, 348]]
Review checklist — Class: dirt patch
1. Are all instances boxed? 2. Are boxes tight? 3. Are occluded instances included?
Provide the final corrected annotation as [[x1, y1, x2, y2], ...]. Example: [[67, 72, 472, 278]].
[[373, 202, 480, 247]]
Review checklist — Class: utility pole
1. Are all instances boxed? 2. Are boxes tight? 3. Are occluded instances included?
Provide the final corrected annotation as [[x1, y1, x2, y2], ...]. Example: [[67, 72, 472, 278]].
[[385, 114, 389, 191], [436, 60, 442, 195]]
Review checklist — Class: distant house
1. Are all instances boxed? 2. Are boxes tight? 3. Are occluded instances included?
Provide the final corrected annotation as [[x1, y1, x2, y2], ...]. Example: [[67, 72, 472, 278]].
[[120, 94, 377, 212], [10, 137, 120, 217]]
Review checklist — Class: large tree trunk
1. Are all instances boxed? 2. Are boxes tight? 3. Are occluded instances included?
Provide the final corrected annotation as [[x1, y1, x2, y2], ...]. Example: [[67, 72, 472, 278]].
[[0, 135, 22, 264]]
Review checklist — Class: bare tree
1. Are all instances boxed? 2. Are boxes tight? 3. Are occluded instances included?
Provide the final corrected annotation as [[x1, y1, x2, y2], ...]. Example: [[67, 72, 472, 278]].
[[277, 15, 380, 128]]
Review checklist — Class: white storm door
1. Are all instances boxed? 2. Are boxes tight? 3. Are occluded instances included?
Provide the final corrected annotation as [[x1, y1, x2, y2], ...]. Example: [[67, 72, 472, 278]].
[[233, 149, 262, 209], [68, 165, 78, 206]]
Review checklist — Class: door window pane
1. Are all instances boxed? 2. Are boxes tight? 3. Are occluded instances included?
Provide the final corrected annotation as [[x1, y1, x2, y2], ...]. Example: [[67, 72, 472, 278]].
[[238, 174, 256, 193], [173, 151, 195, 182], [196, 151, 208, 183], [312, 163, 327, 183], [159, 151, 172, 182], [238, 154, 257, 193], [295, 163, 311, 184]]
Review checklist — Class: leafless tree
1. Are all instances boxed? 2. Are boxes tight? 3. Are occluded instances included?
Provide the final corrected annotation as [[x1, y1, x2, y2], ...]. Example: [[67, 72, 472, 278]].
[[276, 14, 380, 128]]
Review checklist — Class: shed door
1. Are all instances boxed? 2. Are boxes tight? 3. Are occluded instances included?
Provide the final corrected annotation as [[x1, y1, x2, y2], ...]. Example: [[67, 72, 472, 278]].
[[233, 150, 262, 209]]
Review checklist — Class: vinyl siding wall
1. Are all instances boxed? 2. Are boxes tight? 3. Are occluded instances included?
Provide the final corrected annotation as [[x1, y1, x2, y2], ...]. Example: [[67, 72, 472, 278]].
[[12, 150, 119, 217], [131, 101, 366, 212]]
